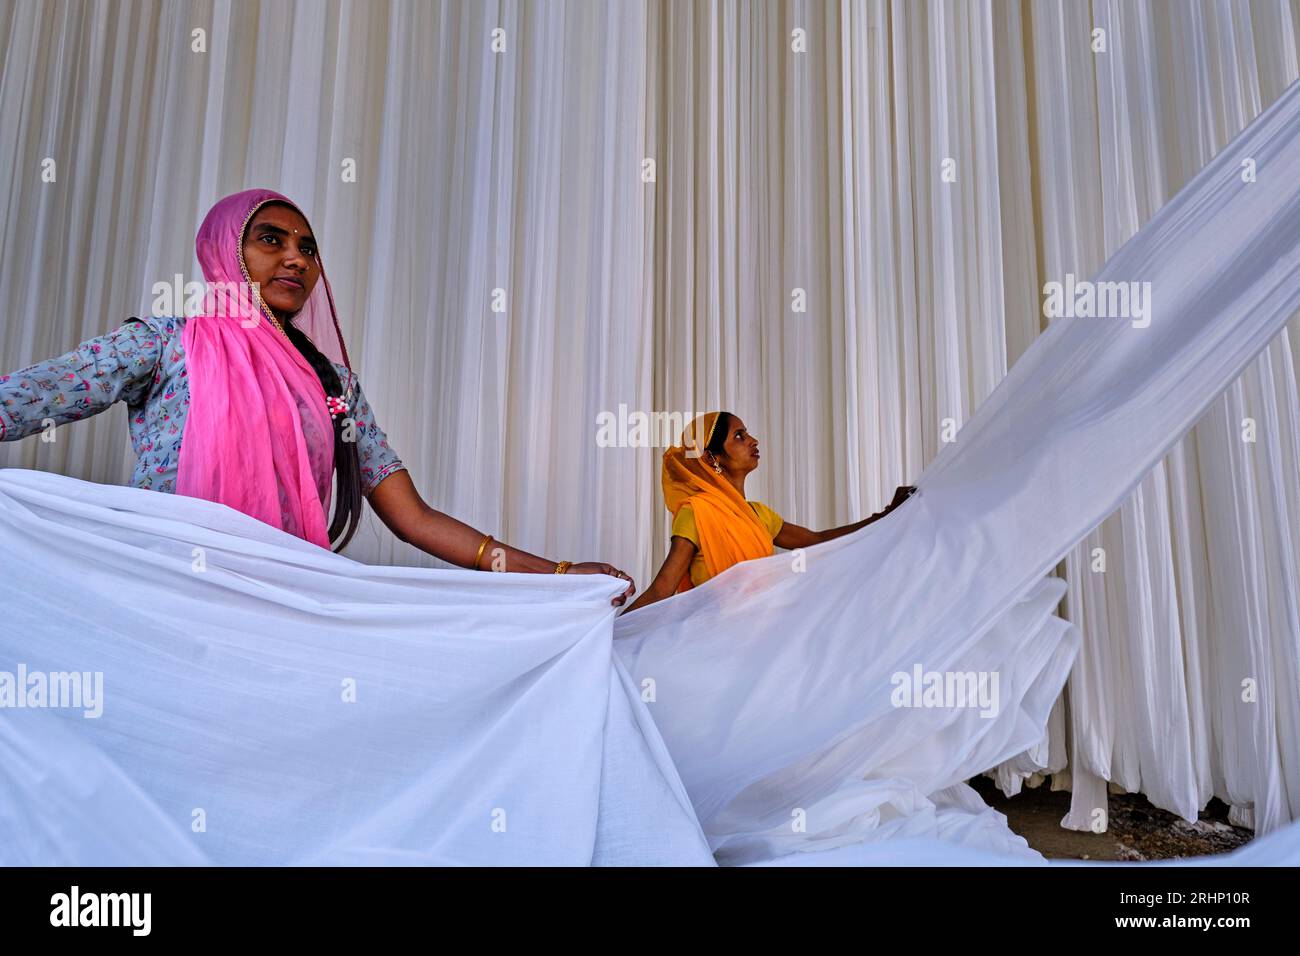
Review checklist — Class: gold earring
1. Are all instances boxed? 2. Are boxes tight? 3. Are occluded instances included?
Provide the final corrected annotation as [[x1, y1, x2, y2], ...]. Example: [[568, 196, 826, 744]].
[[710, 456, 723, 475]]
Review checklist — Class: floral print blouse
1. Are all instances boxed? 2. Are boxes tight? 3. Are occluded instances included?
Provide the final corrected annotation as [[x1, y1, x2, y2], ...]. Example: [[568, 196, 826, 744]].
[[0, 315, 406, 497]]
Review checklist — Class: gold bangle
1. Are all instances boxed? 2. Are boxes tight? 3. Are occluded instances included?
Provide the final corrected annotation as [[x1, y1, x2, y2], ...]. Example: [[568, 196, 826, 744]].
[[554, 560, 572, 574], [474, 533, 493, 570]]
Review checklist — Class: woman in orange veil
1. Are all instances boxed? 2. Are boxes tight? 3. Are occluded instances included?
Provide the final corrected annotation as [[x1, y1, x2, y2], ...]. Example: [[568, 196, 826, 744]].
[[623, 411, 915, 613]]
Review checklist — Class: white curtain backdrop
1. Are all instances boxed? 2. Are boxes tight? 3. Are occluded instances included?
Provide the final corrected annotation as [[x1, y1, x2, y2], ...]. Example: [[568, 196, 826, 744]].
[[1013, 0, 1300, 835], [1, 0, 1297, 837]]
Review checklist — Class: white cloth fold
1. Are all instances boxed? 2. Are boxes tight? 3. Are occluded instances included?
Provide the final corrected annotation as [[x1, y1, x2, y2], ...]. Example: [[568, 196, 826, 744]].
[[0, 469, 713, 866]]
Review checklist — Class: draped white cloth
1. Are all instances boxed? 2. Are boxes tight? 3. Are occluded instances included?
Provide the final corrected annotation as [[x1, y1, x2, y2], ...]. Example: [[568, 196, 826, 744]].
[[1015, 0, 1300, 837], [0, 469, 713, 866], [0, 464, 1294, 865], [5, 66, 1300, 865], [614, 68, 1300, 862], [1, 0, 1299, 846]]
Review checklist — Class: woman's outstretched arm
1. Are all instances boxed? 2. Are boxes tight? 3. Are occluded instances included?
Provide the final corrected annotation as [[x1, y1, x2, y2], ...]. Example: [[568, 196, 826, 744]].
[[1, 319, 161, 442], [367, 469, 636, 605], [621, 535, 696, 615], [774, 485, 916, 549]]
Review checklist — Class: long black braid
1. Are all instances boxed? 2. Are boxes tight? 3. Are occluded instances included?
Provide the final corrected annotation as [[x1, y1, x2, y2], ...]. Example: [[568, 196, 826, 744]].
[[280, 318, 363, 552]]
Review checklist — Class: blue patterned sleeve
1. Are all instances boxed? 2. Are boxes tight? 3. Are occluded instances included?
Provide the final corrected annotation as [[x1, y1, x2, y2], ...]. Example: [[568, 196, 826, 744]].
[[334, 366, 406, 496], [0, 319, 162, 442]]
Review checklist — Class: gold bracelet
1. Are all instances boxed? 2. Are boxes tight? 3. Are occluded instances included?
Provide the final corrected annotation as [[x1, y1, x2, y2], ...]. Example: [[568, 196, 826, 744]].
[[474, 533, 493, 570], [554, 560, 572, 574]]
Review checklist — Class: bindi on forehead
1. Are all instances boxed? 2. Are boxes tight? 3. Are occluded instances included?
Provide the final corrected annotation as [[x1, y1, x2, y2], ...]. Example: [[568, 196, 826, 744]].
[[250, 219, 315, 243]]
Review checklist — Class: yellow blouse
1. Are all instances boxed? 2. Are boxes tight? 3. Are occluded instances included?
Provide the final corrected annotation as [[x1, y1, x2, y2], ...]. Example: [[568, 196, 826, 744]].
[[671, 500, 784, 587]]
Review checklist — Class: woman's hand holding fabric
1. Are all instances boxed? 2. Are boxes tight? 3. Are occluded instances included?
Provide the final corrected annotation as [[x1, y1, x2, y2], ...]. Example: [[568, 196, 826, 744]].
[[568, 562, 636, 606], [887, 485, 917, 512]]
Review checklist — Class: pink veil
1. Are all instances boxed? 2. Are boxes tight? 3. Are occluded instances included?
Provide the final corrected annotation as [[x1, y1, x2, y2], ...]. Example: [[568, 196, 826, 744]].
[[177, 189, 352, 549]]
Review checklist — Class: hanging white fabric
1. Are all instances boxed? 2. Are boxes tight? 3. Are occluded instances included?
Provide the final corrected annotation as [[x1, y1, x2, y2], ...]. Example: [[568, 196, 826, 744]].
[[613, 72, 1300, 861]]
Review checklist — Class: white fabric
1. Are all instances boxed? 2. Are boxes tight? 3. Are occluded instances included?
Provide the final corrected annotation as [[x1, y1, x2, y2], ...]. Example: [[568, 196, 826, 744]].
[[613, 70, 1300, 862], [1020, 0, 1300, 836], [0, 467, 1288, 866], [0, 469, 713, 866], [1, 0, 1299, 851]]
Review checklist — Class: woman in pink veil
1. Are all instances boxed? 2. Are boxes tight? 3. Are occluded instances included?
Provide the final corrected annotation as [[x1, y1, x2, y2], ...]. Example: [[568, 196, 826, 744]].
[[0, 188, 635, 603]]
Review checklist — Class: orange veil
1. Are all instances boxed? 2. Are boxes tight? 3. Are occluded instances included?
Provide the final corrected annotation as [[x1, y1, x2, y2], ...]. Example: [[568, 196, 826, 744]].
[[662, 412, 775, 591]]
